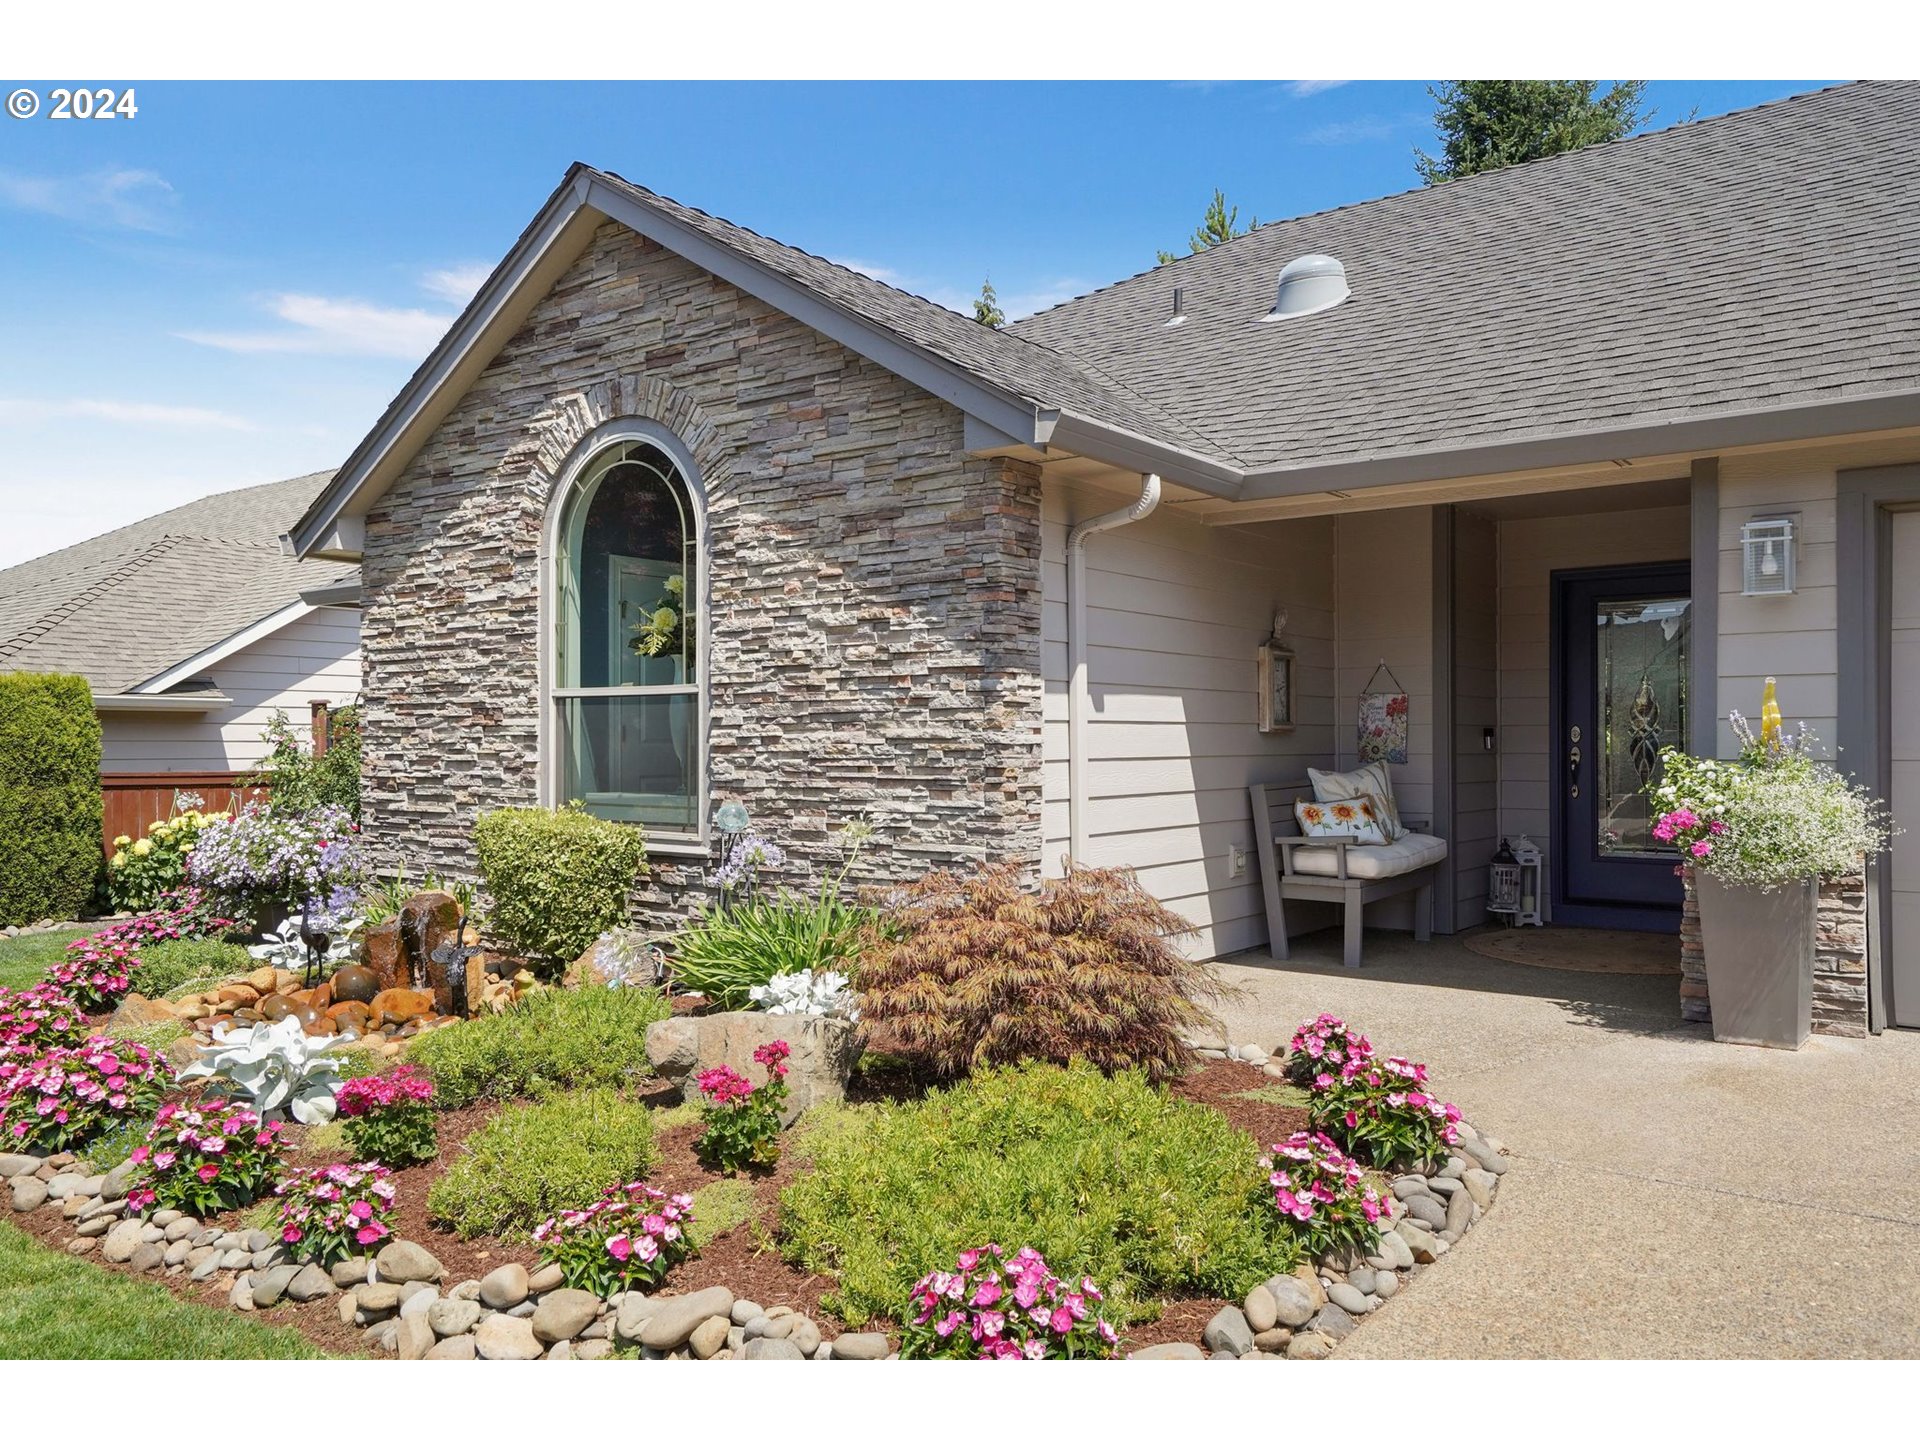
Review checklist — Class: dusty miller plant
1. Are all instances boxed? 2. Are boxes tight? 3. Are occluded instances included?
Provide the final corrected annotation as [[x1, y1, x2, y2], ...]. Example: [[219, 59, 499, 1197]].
[[180, 1016, 346, 1124]]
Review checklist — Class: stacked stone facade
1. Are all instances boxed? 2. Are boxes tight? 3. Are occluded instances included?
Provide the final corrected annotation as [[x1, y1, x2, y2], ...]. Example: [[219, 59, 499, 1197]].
[[359, 222, 1044, 930], [1678, 868, 1868, 1037]]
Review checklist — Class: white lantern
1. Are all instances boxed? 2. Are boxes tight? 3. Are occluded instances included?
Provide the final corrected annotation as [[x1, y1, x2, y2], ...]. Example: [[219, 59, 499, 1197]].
[[1488, 835, 1545, 927], [1740, 516, 1797, 596]]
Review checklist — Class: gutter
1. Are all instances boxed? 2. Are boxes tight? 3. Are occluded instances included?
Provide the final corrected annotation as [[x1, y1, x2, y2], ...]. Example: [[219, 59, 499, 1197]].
[[94, 692, 230, 714], [1066, 473, 1161, 866]]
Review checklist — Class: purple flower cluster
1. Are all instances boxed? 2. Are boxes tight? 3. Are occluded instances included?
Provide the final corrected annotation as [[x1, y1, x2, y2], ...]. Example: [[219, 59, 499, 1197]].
[[906, 1245, 1120, 1360], [714, 831, 785, 891], [186, 803, 364, 920]]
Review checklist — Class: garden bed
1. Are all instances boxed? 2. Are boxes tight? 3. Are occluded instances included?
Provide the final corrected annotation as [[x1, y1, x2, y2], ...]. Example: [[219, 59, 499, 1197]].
[[3, 1048, 1509, 1361]]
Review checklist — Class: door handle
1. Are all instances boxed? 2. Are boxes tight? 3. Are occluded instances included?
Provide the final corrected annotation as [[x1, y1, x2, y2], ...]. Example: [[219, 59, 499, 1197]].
[[1568, 725, 1581, 799]]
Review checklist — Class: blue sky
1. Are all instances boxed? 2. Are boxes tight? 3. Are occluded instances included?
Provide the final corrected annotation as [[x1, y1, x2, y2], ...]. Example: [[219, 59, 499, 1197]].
[[0, 79, 1830, 568]]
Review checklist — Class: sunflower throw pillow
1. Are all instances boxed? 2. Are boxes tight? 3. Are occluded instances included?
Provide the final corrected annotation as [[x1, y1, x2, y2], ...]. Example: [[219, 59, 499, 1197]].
[[1294, 796, 1391, 845]]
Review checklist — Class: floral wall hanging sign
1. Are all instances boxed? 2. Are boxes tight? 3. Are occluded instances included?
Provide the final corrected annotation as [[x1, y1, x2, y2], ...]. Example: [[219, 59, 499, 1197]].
[[1357, 661, 1409, 765]]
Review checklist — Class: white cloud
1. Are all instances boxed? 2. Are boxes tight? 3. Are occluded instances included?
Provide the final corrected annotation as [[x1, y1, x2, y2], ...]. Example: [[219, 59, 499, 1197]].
[[178, 293, 456, 360], [0, 397, 255, 431], [1303, 112, 1425, 145], [0, 167, 179, 232], [419, 262, 492, 304], [828, 256, 909, 286], [1284, 80, 1350, 98]]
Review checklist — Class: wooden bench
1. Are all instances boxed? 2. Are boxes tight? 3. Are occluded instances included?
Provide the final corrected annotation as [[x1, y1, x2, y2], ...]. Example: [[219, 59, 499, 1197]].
[[1249, 780, 1447, 969]]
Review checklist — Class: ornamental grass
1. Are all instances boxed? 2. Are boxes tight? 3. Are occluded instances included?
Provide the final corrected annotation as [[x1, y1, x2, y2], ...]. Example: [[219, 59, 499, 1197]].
[[857, 863, 1229, 1082], [779, 1062, 1298, 1326]]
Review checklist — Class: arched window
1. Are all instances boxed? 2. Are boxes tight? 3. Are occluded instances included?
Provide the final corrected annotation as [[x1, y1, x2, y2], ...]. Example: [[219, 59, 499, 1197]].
[[551, 436, 701, 835]]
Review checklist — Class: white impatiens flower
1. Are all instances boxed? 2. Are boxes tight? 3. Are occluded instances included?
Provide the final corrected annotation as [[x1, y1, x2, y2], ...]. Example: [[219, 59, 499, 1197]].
[[749, 968, 859, 1019]]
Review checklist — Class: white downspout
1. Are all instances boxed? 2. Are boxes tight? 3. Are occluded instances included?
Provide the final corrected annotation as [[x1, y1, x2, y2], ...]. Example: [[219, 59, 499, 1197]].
[[1067, 473, 1162, 866]]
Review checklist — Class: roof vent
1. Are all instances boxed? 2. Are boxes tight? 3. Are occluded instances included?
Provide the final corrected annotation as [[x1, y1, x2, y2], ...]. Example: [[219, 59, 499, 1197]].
[[1165, 286, 1187, 327], [1262, 253, 1349, 321]]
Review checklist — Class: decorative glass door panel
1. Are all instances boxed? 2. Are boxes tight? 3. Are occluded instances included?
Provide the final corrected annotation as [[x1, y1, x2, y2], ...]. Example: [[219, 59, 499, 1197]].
[[1554, 564, 1691, 930], [1594, 595, 1690, 857]]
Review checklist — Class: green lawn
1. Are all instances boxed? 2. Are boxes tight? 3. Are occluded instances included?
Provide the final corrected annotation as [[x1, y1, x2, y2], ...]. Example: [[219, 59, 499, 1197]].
[[0, 926, 95, 990], [0, 1222, 331, 1359]]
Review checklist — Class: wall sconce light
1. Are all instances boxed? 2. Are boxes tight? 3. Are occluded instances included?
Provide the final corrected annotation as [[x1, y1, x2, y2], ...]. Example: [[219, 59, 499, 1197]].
[[1740, 516, 1797, 596]]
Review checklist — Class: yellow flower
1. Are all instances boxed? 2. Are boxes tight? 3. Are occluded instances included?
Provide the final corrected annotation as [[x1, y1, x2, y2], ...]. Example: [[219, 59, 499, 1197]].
[[179, 842, 194, 854], [112, 835, 132, 849], [110, 852, 127, 868], [148, 820, 165, 833], [132, 838, 154, 857]]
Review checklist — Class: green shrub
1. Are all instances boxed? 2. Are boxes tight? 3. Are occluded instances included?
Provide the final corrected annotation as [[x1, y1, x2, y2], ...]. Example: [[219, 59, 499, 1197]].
[[129, 938, 236, 998], [671, 890, 879, 1009], [243, 707, 362, 820], [0, 673, 103, 928], [779, 1062, 1297, 1326], [473, 804, 647, 964], [428, 1089, 657, 1239], [407, 983, 670, 1109]]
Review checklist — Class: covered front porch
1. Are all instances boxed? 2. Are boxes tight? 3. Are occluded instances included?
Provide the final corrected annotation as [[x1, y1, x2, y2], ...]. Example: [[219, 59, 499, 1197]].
[[1040, 454, 1716, 961]]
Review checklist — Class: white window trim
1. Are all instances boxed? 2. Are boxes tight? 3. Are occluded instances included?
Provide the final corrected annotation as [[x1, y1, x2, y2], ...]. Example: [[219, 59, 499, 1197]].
[[537, 417, 712, 855]]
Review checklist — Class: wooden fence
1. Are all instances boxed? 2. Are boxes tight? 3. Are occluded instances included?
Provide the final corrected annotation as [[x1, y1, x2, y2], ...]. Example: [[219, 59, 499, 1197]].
[[99, 771, 267, 857]]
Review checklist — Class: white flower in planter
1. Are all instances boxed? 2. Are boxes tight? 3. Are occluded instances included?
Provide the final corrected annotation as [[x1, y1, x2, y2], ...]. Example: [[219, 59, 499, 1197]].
[[179, 1016, 346, 1124], [749, 968, 859, 1019], [247, 915, 363, 972]]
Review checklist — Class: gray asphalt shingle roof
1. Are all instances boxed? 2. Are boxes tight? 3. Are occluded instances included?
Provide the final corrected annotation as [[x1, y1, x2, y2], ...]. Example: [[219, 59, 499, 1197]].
[[1007, 80, 1920, 474], [0, 472, 354, 695], [588, 170, 1223, 455]]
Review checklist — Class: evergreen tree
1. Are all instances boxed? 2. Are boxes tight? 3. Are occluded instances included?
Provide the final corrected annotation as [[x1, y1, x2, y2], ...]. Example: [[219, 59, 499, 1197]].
[[1156, 188, 1257, 265], [972, 277, 1006, 328], [1416, 81, 1652, 184]]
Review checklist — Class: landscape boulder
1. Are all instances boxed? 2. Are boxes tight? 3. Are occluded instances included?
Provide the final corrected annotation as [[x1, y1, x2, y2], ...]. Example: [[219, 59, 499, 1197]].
[[645, 1013, 862, 1124]]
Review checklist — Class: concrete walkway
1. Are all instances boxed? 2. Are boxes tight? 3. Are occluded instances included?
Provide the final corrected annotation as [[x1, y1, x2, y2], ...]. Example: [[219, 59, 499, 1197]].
[[1209, 930, 1920, 1359]]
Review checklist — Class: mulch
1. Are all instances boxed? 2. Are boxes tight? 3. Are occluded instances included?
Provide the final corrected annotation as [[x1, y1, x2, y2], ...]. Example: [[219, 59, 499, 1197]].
[[4, 1057, 1315, 1358]]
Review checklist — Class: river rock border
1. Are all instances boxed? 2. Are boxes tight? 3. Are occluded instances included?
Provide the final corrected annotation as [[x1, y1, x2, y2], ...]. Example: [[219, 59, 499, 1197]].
[[4, 1152, 893, 1360], [1134, 1040, 1511, 1361]]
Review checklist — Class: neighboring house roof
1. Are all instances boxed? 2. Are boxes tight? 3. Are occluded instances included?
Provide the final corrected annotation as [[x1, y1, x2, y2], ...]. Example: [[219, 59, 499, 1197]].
[[0, 471, 357, 696], [292, 80, 1920, 554]]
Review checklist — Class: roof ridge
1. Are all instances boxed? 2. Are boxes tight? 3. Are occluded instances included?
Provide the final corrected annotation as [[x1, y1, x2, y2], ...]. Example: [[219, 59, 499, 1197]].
[[1011, 80, 1865, 329], [0, 535, 187, 662]]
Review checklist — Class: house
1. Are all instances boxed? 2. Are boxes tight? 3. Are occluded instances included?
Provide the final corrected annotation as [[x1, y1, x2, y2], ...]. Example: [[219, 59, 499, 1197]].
[[284, 80, 1920, 1032], [0, 472, 362, 842]]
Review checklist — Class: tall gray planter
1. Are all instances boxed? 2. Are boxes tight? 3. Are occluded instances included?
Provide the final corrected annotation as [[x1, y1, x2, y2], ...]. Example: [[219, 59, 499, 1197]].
[[1693, 871, 1816, 1049]]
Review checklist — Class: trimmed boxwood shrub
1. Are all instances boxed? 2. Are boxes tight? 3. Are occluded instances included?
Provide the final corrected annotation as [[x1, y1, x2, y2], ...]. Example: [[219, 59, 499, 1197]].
[[473, 804, 648, 965], [778, 1062, 1299, 1326], [406, 983, 670, 1109], [0, 673, 103, 928], [427, 1089, 658, 1239]]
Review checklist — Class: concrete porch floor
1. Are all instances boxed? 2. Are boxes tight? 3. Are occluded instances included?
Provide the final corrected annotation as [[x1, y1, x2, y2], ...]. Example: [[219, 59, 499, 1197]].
[[1207, 929, 1920, 1358]]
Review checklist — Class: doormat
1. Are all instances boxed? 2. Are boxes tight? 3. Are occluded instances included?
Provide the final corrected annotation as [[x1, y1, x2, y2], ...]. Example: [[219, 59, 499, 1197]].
[[1463, 926, 1679, 976]]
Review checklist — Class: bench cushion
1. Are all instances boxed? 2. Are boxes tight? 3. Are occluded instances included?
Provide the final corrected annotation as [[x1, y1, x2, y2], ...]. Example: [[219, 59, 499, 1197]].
[[1289, 832, 1448, 880]]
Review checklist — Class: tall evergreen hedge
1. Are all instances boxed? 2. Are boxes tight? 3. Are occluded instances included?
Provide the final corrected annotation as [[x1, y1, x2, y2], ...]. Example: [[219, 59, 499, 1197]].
[[0, 672, 103, 926]]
